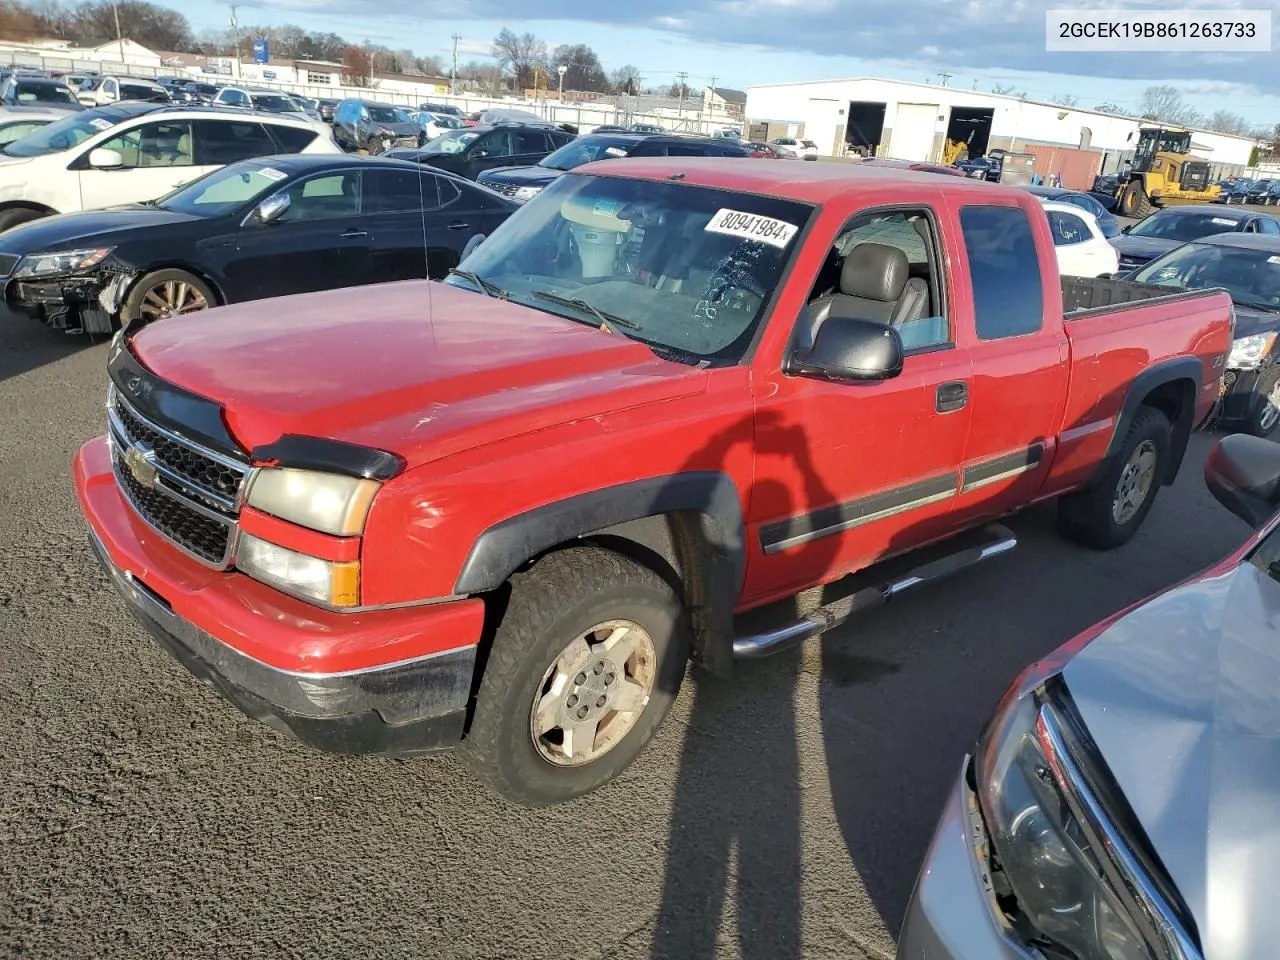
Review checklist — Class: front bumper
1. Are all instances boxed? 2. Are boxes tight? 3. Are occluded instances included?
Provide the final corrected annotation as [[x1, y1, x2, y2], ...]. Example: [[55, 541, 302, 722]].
[[76, 436, 484, 755], [1220, 366, 1268, 422], [896, 760, 1038, 960], [4, 269, 118, 332]]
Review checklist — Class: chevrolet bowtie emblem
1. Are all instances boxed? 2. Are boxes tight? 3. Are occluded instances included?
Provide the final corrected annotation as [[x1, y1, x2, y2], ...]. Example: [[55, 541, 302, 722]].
[[124, 441, 158, 489]]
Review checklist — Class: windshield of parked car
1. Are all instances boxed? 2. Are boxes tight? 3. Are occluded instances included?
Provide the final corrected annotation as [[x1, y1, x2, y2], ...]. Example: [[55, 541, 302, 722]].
[[120, 83, 160, 101], [426, 114, 463, 129], [368, 105, 412, 124], [1127, 212, 1244, 242], [2, 108, 121, 156], [13, 82, 77, 105], [447, 174, 813, 363], [248, 94, 297, 113], [1131, 242, 1280, 310], [154, 162, 289, 217], [421, 128, 481, 154], [540, 137, 635, 170]]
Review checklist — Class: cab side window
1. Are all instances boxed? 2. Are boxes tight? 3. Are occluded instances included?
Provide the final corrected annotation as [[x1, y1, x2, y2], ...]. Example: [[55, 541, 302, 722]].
[[959, 205, 1044, 340], [97, 120, 193, 168], [512, 129, 549, 154], [803, 208, 949, 351]]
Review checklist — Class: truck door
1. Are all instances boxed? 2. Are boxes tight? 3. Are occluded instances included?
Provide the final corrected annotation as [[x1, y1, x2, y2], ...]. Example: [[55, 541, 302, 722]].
[[746, 204, 974, 605], [946, 200, 1067, 521]]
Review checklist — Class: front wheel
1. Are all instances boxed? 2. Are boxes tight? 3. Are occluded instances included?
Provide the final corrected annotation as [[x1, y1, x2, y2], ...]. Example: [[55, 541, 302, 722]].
[[1246, 367, 1280, 437], [122, 268, 215, 325], [459, 545, 691, 806], [0, 207, 45, 232], [1058, 406, 1171, 549], [1119, 182, 1152, 218]]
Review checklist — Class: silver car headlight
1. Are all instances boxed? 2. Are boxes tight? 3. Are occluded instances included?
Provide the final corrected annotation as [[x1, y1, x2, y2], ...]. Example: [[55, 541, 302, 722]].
[[513, 185, 543, 202], [1226, 332, 1276, 369], [245, 467, 379, 537], [975, 678, 1195, 960], [14, 247, 112, 278]]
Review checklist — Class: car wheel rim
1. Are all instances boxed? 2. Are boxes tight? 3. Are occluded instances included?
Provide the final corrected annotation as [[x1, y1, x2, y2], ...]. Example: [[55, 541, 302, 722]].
[[530, 619, 656, 767], [139, 280, 209, 321], [1260, 382, 1280, 431], [1112, 439, 1157, 525]]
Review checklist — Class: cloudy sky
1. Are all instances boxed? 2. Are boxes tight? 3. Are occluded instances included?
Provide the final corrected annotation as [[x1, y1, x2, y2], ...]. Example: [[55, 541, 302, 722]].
[[180, 0, 1279, 123]]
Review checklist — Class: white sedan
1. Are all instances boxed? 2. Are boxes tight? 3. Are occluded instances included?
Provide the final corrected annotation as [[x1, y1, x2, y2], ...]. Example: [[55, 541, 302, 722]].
[[1040, 200, 1120, 277]]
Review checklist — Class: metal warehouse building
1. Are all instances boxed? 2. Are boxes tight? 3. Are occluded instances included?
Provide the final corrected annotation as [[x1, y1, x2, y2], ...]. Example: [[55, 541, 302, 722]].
[[745, 77, 1256, 183]]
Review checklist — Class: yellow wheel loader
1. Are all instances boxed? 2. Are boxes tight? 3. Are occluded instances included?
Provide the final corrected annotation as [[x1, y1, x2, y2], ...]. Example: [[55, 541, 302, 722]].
[[1114, 126, 1220, 218]]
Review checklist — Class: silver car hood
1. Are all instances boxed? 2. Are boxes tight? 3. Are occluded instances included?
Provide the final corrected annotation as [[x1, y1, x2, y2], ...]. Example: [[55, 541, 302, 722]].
[[1063, 559, 1280, 960]]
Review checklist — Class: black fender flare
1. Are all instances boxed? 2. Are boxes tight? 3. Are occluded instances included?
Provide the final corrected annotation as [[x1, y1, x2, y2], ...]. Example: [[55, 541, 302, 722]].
[[453, 472, 745, 673], [1099, 356, 1203, 486]]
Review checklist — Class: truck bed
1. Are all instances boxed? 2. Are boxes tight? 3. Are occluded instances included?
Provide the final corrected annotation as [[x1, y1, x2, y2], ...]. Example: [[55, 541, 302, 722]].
[[1061, 275, 1210, 316]]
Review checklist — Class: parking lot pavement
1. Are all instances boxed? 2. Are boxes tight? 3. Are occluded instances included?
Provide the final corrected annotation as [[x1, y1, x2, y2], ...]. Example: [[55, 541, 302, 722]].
[[0, 319, 1252, 960]]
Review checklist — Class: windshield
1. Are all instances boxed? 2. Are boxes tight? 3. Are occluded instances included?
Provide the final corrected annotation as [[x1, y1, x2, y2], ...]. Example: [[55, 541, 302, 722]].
[[120, 83, 160, 101], [156, 162, 287, 217], [249, 94, 296, 113], [422, 128, 481, 154], [447, 173, 813, 362], [3, 108, 120, 156], [13, 82, 77, 105], [1128, 212, 1243, 242], [369, 105, 412, 124], [540, 137, 633, 171], [1131, 243, 1280, 310]]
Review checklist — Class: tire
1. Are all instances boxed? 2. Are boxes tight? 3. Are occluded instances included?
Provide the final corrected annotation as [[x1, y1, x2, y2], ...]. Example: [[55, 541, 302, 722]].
[[1058, 406, 1171, 550], [1119, 182, 1152, 218], [459, 545, 691, 807], [1245, 367, 1280, 438], [0, 207, 45, 232], [122, 268, 216, 326], [368, 136, 388, 156]]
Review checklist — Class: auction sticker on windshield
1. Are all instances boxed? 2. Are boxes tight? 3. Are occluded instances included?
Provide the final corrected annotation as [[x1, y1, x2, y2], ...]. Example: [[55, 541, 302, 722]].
[[89, 118, 113, 131], [258, 167, 288, 182], [705, 209, 798, 249], [1212, 217, 1238, 225]]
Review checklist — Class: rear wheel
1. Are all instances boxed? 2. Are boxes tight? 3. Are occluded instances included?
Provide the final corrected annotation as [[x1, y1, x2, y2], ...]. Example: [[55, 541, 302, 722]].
[[0, 207, 45, 232], [1058, 406, 1171, 549], [122, 269, 215, 325], [1119, 182, 1152, 218], [459, 545, 691, 807], [1246, 368, 1280, 437]]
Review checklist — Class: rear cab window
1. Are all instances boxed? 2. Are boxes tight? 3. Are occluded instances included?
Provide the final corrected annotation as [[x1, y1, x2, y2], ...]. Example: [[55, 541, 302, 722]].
[[448, 173, 814, 363], [959, 205, 1044, 340]]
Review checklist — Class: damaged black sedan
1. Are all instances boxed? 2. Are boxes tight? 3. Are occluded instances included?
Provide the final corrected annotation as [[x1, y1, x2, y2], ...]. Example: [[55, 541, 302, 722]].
[[0, 153, 517, 333]]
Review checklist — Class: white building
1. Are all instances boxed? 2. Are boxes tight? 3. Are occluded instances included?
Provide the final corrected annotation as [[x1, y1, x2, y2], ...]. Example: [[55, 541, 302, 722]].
[[745, 77, 1256, 175]]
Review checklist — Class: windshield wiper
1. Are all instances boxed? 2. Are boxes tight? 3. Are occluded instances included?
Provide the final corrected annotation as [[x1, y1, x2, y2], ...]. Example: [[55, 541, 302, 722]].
[[530, 289, 640, 333], [448, 268, 508, 299]]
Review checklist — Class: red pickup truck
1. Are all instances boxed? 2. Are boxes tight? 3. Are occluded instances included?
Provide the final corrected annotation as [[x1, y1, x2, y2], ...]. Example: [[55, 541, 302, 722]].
[[76, 160, 1234, 805]]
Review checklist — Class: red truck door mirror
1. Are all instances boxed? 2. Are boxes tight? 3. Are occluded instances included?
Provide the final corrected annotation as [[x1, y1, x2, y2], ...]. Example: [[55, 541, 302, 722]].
[[789, 315, 904, 383], [1205, 434, 1280, 529]]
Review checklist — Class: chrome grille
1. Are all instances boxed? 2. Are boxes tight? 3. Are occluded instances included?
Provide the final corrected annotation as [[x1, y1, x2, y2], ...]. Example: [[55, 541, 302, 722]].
[[481, 179, 521, 198], [106, 386, 250, 568]]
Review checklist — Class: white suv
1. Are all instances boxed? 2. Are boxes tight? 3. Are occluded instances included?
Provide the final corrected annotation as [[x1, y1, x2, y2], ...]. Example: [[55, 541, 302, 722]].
[[211, 87, 330, 137], [76, 75, 168, 107], [0, 102, 341, 230], [770, 137, 819, 160]]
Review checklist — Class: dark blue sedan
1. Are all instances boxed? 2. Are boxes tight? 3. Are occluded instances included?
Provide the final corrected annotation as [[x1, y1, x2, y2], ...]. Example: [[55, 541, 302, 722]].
[[1020, 185, 1121, 237]]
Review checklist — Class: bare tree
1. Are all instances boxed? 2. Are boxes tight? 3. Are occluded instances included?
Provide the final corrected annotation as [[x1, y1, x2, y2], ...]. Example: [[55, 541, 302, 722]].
[[551, 43, 606, 92], [342, 44, 372, 86], [492, 28, 545, 90], [609, 63, 642, 96], [69, 0, 193, 51], [991, 83, 1027, 98], [1093, 101, 1125, 115], [1138, 85, 1203, 127], [1207, 110, 1253, 137], [459, 58, 504, 94], [1050, 93, 1078, 107]]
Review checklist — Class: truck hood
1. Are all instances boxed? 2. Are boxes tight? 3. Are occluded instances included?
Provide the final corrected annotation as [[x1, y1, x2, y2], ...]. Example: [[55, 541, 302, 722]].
[[127, 279, 708, 468], [1062, 559, 1280, 960]]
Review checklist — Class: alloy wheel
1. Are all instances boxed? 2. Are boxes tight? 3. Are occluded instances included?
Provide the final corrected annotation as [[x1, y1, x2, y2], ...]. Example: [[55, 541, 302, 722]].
[[1112, 439, 1157, 525], [138, 280, 210, 321]]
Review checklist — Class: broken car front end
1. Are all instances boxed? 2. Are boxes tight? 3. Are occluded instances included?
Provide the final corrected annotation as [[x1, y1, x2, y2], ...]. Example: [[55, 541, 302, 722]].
[[3, 246, 134, 334]]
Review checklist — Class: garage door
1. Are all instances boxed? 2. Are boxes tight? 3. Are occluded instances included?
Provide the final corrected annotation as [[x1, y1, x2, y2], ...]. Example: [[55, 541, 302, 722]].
[[888, 103, 939, 162]]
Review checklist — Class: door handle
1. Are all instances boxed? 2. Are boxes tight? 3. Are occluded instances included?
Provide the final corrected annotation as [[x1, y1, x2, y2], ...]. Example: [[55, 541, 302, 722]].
[[446, 221, 470, 231], [340, 229, 368, 239], [936, 380, 969, 413]]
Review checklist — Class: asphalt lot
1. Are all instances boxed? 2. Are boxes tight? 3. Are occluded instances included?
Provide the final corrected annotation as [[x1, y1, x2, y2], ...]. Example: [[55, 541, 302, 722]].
[[0, 317, 1253, 960]]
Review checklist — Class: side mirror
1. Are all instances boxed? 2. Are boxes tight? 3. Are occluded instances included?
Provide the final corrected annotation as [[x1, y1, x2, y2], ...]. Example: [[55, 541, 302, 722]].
[[1205, 434, 1280, 528], [87, 147, 123, 169], [256, 192, 291, 224], [1121, 225, 1130, 233], [789, 316, 904, 383], [460, 233, 486, 261]]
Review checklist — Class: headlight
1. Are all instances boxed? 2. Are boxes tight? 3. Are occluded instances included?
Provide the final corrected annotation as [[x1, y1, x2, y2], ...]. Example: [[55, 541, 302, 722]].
[[975, 682, 1187, 960], [245, 467, 379, 536], [1226, 332, 1276, 369], [513, 185, 543, 202], [14, 247, 112, 278], [236, 532, 359, 607]]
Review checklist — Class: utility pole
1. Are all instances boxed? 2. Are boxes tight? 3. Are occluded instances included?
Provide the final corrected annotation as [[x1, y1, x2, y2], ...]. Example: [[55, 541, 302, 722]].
[[937, 71, 951, 87], [450, 34, 459, 95], [676, 70, 687, 116], [708, 74, 717, 116], [228, 4, 241, 80], [111, 2, 125, 64]]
